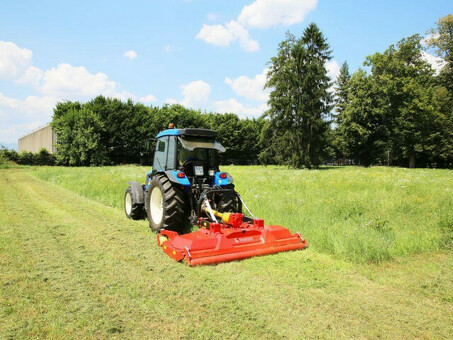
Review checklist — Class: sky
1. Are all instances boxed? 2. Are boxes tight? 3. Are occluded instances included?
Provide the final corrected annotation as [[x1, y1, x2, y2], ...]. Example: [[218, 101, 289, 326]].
[[0, 0, 451, 144]]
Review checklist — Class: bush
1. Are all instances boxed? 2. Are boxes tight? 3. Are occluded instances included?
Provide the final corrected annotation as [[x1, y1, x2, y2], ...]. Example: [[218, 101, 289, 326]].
[[0, 147, 19, 162], [36, 149, 56, 166], [0, 153, 10, 168], [0, 146, 56, 166], [17, 151, 37, 165]]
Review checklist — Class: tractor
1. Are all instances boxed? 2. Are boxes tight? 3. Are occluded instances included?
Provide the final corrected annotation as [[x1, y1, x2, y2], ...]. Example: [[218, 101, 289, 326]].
[[124, 126, 307, 266], [124, 127, 240, 230]]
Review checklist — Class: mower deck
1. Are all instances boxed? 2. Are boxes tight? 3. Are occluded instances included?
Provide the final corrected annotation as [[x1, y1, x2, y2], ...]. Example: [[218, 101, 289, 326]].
[[157, 217, 308, 266]]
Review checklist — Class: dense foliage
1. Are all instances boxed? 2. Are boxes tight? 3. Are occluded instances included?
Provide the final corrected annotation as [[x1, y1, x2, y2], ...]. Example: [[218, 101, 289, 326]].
[[50, 98, 265, 166], [0, 147, 56, 166], [333, 15, 453, 168]]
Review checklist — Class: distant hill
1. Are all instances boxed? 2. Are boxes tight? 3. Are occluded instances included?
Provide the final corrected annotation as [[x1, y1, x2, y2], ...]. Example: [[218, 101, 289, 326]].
[[0, 142, 18, 151]]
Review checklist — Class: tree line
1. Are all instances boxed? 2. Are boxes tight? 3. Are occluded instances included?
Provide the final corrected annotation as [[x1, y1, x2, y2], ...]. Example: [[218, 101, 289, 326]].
[[2, 15, 452, 168], [49, 97, 266, 166], [261, 15, 453, 168]]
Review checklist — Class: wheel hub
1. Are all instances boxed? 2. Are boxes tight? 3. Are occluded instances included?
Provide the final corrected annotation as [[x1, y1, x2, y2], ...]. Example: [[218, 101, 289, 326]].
[[150, 187, 164, 225], [125, 192, 132, 215]]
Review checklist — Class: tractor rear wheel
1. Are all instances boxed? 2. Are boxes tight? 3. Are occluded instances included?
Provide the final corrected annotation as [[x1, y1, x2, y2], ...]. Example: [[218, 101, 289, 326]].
[[146, 174, 187, 231], [124, 186, 145, 220], [217, 185, 240, 213]]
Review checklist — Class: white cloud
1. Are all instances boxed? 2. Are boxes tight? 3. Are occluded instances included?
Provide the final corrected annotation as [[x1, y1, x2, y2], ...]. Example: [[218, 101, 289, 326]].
[[180, 80, 211, 108], [0, 40, 156, 143], [0, 92, 19, 109], [0, 91, 58, 142], [0, 92, 57, 119], [139, 94, 157, 103], [225, 20, 260, 52], [238, 0, 318, 28], [326, 60, 341, 81], [123, 50, 138, 59], [1, 121, 46, 144], [197, 0, 317, 51], [196, 24, 235, 47], [20, 95, 58, 115], [40, 63, 117, 99], [164, 98, 179, 105], [420, 35, 446, 74], [196, 20, 259, 52], [221, 68, 270, 118], [225, 68, 269, 101], [15, 66, 44, 87], [213, 98, 267, 118], [421, 51, 446, 74], [0, 41, 33, 80]]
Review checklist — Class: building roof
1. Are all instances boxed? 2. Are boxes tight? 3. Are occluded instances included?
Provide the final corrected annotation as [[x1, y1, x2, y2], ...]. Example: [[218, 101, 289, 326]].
[[18, 123, 52, 140]]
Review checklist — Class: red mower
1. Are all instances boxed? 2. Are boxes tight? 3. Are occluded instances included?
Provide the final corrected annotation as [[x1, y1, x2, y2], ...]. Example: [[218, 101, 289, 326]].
[[124, 126, 307, 266]]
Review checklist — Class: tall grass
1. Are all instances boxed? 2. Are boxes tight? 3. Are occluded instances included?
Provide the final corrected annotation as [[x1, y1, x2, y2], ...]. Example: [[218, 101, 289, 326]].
[[31, 165, 453, 263]]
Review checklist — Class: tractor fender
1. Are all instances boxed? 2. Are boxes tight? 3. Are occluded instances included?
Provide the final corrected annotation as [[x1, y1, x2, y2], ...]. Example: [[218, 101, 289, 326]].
[[164, 170, 191, 186], [127, 181, 145, 204], [213, 172, 233, 186]]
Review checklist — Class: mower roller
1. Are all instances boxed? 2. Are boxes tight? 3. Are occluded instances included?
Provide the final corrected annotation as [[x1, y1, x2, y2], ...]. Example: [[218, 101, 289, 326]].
[[124, 126, 307, 265]]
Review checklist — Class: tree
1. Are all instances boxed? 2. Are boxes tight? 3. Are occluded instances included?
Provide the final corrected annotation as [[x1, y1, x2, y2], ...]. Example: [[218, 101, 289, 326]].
[[334, 61, 351, 122], [367, 35, 438, 167], [426, 14, 453, 167], [426, 14, 453, 93], [338, 35, 441, 167], [262, 23, 333, 168], [84, 96, 155, 165], [52, 104, 106, 166], [339, 69, 390, 166], [332, 61, 351, 160]]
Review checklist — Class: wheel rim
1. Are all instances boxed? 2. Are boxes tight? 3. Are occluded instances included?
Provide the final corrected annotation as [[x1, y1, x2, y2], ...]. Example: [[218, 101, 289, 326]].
[[150, 187, 164, 225], [125, 192, 132, 215]]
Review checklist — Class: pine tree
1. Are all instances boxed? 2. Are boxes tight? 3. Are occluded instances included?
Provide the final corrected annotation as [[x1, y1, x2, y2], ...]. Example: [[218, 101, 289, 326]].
[[334, 61, 351, 123], [262, 23, 333, 169], [332, 61, 351, 161]]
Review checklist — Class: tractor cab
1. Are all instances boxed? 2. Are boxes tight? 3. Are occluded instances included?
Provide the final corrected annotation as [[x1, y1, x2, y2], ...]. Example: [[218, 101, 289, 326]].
[[150, 128, 232, 190]]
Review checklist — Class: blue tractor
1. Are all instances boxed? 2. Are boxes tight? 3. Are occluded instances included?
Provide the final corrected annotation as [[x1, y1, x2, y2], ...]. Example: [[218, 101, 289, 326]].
[[124, 127, 240, 231]]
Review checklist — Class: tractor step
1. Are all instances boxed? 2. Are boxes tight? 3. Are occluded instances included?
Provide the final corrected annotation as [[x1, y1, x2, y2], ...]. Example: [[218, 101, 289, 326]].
[[157, 218, 308, 266]]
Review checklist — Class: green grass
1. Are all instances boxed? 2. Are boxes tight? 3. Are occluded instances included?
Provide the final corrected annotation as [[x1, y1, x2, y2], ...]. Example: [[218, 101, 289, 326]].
[[32, 165, 453, 263], [1, 168, 452, 339]]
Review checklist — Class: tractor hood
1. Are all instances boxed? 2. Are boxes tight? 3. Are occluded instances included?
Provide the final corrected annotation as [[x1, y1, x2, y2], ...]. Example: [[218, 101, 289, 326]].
[[178, 136, 226, 153]]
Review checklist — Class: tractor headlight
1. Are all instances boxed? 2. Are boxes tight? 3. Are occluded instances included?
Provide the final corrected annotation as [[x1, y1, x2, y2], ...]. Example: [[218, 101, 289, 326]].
[[208, 169, 215, 177], [194, 165, 204, 176]]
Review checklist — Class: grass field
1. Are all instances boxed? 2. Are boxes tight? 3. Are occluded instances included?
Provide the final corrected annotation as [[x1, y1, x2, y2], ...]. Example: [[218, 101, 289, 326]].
[[32, 165, 453, 263], [1, 166, 452, 338]]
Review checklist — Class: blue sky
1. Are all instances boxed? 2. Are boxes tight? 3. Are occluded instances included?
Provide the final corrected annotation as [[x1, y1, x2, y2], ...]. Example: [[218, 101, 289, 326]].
[[0, 0, 451, 143]]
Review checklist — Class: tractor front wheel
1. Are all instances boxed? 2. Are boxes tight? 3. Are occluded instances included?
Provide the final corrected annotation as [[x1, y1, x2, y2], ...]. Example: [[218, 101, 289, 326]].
[[146, 175, 187, 231], [124, 186, 145, 220]]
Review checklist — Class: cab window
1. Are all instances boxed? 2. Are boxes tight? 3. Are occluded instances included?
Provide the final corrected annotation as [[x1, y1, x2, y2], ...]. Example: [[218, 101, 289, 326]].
[[153, 137, 167, 171]]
